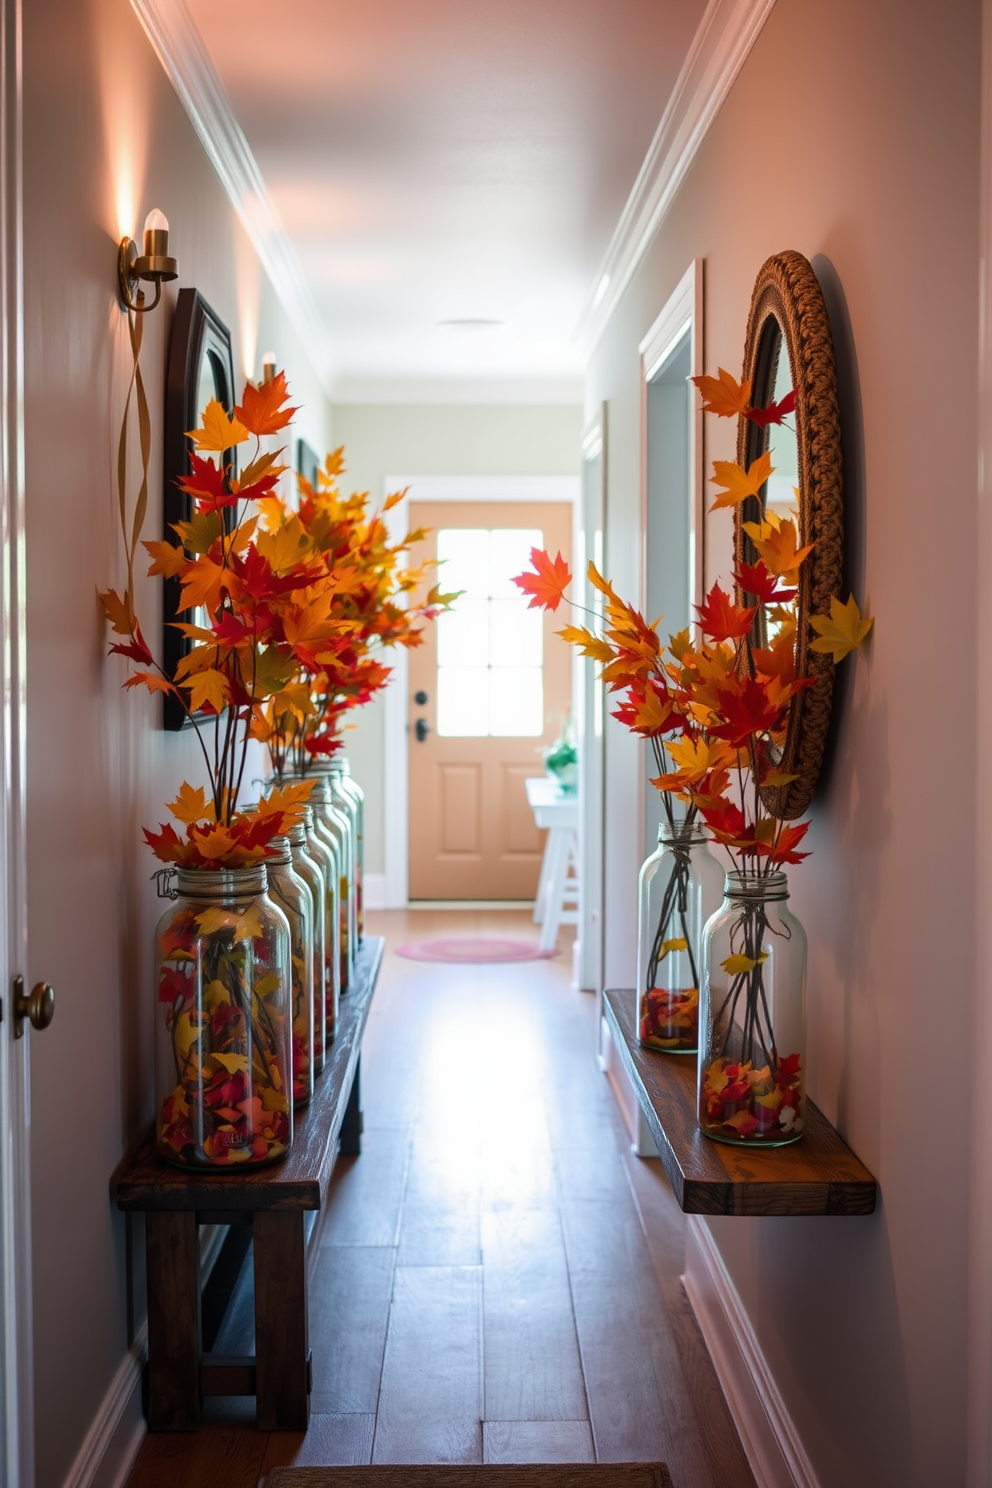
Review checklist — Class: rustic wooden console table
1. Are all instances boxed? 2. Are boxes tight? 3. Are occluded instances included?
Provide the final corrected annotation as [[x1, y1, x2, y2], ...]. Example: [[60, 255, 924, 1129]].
[[603, 987, 876, 1217], [114, 935, 384, 1432]]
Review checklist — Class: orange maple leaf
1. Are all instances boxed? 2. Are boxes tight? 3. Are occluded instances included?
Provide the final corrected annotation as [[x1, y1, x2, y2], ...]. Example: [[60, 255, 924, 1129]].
[[512, 548, 572, 612], [691, 369, 752, 418], [710, 453, 773, 510], [235, 371, 299, 438]]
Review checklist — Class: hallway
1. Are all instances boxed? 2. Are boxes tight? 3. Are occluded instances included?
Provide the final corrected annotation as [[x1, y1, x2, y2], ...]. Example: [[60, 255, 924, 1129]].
[[127, 911, 754, 1487]]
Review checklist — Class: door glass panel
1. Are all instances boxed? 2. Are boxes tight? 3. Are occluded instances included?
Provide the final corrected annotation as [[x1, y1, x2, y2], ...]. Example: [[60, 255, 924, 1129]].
[[436, 527, 544, 736]]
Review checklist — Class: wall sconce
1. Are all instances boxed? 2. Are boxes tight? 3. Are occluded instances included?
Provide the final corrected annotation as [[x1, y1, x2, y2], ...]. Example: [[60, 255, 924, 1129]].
[[117, 208, 178, 313], [261, 351, 277, 384]]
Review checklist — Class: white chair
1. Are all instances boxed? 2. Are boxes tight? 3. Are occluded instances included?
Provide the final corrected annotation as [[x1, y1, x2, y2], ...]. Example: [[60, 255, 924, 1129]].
[[526, 777, 580, 953]]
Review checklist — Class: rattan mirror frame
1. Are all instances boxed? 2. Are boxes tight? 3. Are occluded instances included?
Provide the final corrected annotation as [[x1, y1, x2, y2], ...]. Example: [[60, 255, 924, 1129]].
[[735, 250, 844, 820]]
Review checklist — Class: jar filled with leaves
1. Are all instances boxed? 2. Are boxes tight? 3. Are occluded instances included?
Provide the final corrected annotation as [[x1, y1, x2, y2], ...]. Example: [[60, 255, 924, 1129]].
[[154, 865, 293, 1169], [266, 838, 315, 1108], [302, 803, 340, 1043], [309, 775, 355, 992], [636, 819, 724, 1053], [698, 871, 806, 1145]]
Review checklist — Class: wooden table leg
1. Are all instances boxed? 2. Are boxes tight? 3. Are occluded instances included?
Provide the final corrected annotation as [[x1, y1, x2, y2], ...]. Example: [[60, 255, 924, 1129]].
[[254, 1210, 310, 1430], [340, 1053, 363, 1156], [146, 1211, 201, 1430]]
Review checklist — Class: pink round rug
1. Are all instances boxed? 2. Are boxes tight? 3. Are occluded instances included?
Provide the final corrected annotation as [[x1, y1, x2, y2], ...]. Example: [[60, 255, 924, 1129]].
[[395, 937, 559, 964]]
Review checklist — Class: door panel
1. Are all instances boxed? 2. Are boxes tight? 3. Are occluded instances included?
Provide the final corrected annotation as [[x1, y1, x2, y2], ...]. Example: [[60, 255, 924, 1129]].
[[408, 501, 572, 900]]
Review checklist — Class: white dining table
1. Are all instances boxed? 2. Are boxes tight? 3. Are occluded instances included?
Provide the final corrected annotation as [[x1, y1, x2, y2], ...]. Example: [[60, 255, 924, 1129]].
[[525, 776, 580, 953]]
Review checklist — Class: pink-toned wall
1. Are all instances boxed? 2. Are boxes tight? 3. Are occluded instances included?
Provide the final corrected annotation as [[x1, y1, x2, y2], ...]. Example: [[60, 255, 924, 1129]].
[[22, 2, 332, 1481], [589, 0, 981, 1481]]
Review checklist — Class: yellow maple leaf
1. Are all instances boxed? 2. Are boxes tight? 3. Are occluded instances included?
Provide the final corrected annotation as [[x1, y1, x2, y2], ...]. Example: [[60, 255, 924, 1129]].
[[254, 968, 282, 994], [809, 595, 874, 663], [99, 587, 134, 636], [235, 906, 264, 943], [179, 557, 228, 615], [257, 517, 311, 574], [557, 624, 614, 663], [212, 1052, 248, 1075], [142, 539, 187, 578], [185, 668, 230, 714], [168, 782, 214, 825], [174, 1011, 203, 1058], [659, 937, 688, 957], [195, 907, 236, 936], [721, 951, 769, 976], [710, 452, 773, 510], [186, 398, 248, 452], [691, 368, 752, 418]]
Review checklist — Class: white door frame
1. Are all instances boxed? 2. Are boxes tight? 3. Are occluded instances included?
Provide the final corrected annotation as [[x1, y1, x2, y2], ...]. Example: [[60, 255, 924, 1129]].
[[381, 475, 580, 908], [577, 415, 606, 992], [0, 0, 33, 1480]]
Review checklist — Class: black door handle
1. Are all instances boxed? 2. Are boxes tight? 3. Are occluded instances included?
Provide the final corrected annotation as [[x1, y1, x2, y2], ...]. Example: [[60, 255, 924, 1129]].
[[414, 690, 429, 705], [415, 718, 430, 742]]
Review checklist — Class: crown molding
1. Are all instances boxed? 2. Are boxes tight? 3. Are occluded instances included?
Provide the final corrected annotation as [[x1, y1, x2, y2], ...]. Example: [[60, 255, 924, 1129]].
[[576, 0, 776, 356], [131, 0, 333, 391]]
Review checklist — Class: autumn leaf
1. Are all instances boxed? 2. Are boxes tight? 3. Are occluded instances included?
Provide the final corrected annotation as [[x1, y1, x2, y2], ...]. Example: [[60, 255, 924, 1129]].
[[122, 671, 174, 696], [143, 539, 187, 578], [558, 624, 613, 663], [168, 782, 214, 825], [185, 668, 230, 714], [736, 560, 796, 607], [178, 556, 229, 615], [721, 952, 768, 975], [659, 937, 688, 958], [186, 399, 248, 452], [212, 1052, 248, 1075], [234, 906, 264, 943], [195, 907, 236, 936], [100, 587, 134, 636], [746, 389, 796, 428], [710, 452, 773, 510], [512, 548, 572, 612], [742, 515, 814, 579], [691, 368, 752, 418], [235, 371, 299, 437], [696, 582, 755, 643], [709, 676, 783, 744], [809, 595, 874, 663]]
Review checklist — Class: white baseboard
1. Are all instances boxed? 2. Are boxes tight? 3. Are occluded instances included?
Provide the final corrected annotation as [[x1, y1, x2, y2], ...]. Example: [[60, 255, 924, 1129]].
[[63, 1325, 147, 1488], [683, 1216, 820, 1488]]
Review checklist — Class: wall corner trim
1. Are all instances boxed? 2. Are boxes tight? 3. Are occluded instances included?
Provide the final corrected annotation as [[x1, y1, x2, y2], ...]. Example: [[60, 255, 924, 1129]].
[[63, 1325, 148, 1488], [683, 1216, 821, 1488], [129, 0, 333, 392], [575, 0, 776, 354]]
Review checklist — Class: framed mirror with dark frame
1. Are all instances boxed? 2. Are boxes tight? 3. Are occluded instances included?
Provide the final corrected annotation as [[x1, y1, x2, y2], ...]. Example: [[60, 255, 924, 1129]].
[[735, 250, 844, 820], [296, 437, 320, 490], [162, 289, 238, 732]]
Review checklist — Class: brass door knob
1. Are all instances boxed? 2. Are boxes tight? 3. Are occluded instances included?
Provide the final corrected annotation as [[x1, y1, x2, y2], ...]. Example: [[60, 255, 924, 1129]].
[[12, 977, 55, 1039]]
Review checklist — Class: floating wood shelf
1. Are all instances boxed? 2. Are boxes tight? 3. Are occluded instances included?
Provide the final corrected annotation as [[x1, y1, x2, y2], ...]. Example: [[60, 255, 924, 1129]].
[[602, 988, 876, 1217]]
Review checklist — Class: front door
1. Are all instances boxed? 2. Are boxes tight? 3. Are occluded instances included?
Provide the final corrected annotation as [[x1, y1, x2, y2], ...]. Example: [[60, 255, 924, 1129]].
[[407, 501, 572, 900]]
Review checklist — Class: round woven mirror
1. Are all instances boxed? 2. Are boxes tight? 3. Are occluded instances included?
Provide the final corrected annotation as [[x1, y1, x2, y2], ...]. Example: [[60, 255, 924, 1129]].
[[735, 250, 844, 820]]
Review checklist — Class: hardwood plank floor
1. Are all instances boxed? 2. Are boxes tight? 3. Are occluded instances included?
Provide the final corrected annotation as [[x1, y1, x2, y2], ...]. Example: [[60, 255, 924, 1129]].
[[125, 909, 755, 1488]]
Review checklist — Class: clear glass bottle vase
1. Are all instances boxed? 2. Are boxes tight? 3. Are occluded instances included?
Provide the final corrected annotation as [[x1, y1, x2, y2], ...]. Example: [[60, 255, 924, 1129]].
[[336, 756, 365, 941], [154, 864, 293, 1169], [698, 870, 807, 1146], [636, 819, 723, 1053], [301, 804, 340, 1046], [266, 838, 315, 1108], [285, 817, 326, 1075], [308, 775, 355, 993]]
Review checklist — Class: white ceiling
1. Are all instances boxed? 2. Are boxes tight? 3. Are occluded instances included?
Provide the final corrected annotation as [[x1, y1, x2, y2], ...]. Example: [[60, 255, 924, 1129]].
[[185, 0, 708, 397]]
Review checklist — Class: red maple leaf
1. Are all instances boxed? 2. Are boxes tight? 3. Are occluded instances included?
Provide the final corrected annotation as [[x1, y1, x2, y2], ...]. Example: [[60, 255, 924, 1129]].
[[736, 560, 797, 607], [699, 799, 749, 843], [696, 582, 755, 642], [177, 453, 237, 513], [109, 622, 154, 667], [759, 821, 811, 865], [512, 548, 572, 612], [746, 389, 796, 428], [709, 677, 783, 744]]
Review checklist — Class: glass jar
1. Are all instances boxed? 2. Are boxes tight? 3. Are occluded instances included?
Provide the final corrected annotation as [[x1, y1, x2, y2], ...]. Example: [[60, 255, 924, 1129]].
[[636, 819, 724, 1053], [301, 804, 341, 1046], [266, 838, 315, 1108], [336, 756, 365, 941], [285, 817, 326, 1073], [309, 776, 355, 993], [154, 864, 293, 1169], [328, 762, 362, 949], [698, 870, 807, 1146]]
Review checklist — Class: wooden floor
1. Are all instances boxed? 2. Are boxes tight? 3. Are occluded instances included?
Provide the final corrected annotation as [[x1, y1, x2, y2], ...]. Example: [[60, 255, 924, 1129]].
[[126, 909, 755, 1488]]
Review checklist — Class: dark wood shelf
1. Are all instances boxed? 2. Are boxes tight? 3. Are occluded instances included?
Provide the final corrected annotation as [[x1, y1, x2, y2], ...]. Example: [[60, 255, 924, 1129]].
[[602, 987, 876, 1217]]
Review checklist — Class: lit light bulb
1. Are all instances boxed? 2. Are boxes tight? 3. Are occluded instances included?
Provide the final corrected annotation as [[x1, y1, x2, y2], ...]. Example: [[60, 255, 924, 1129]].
[[142, 207, 170, 258]]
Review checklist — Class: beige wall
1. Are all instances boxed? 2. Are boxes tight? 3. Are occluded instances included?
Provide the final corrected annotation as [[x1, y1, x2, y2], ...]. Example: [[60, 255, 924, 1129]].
[[330, 403, 582, 874], [22, 2, 332, 1481], [588, 0, 980, 1482]]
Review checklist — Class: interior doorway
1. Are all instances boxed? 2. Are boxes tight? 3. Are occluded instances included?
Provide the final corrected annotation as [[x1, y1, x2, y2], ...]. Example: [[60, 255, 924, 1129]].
[[406, 500, 572, 901]]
